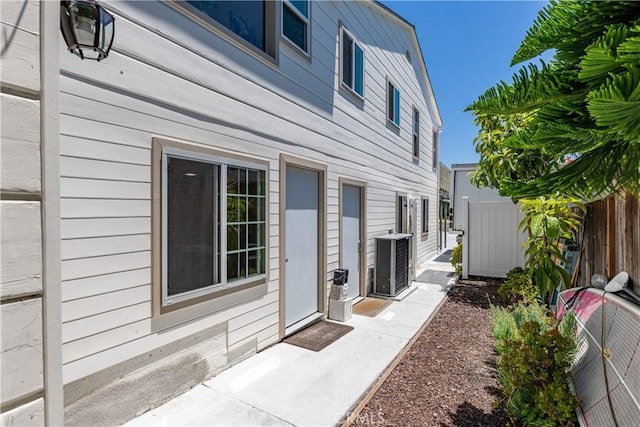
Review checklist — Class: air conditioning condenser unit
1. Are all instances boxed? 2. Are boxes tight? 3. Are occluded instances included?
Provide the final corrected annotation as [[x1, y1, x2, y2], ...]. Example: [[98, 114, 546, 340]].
[[373, 233, 412, 297]]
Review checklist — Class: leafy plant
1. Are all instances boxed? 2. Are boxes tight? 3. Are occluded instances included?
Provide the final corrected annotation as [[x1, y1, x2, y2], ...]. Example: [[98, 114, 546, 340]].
[[491, 302, 549, 353], [492, 303, 579, 426], [499, 267, 540, 305], [466, 1, 640, 200], [450, 242, 462, 276], [518, 196, 584, 302]]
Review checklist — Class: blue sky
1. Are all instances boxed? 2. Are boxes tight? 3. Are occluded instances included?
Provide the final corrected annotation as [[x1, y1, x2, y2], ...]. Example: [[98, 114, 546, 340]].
[[381, 1, 548, 168]]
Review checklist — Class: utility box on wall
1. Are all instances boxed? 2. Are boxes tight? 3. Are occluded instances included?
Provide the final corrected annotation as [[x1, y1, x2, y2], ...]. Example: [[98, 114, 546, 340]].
[[373, 233, 412, 297]]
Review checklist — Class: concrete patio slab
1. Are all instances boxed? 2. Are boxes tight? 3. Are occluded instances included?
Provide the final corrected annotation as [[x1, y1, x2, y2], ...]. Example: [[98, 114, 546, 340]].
[[126, 384, 293, 427], [345, 295, 442, 340], [203, 326, 408, 426], [125, 252, 454, 427]]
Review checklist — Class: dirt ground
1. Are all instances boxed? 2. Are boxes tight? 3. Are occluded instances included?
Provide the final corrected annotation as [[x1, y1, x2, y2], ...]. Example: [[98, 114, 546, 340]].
[[352, 277, 509, 427]]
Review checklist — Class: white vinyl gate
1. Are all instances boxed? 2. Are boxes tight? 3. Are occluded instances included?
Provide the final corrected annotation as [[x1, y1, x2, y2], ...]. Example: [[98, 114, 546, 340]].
[[460, 198, 527, 278]]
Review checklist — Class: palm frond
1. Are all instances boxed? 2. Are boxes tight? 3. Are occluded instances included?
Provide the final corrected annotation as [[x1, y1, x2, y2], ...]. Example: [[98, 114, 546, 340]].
[[467, 62, 572, 115], [587, 66, 640, 142], [502, 142, 640, 199], [616, 22, 640, 62], [513, 1, 640, 65], [578, 24, 630, 84]]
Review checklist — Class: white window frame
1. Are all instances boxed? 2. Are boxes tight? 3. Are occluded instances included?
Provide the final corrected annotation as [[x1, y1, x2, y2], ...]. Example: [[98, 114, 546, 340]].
[[340, 25, 365, 100], [282, 0, 310, 56], [387, 78, 400, 128], [160, 147, 268, 308]]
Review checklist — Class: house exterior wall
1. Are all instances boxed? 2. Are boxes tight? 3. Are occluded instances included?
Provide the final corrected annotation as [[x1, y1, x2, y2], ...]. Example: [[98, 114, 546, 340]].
[[57, 1, 441, 423], [439, 162, 450, 197], [451, 163, 502, 232], [1, 1, 62, 425]]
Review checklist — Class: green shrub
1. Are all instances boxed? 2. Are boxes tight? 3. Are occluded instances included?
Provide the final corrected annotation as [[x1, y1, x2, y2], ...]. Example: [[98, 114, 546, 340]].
[[498, 267, 540, 306], [450, 243, 462, 276], [491, 302, 549, 354], [506, 266, 525, 280], [491, 303, 579, 426], [518, 196, 584, 304]]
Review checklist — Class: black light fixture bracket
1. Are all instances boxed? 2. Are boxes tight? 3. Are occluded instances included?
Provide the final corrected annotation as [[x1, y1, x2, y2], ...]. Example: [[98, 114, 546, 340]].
[[60, 0, 115, 61]]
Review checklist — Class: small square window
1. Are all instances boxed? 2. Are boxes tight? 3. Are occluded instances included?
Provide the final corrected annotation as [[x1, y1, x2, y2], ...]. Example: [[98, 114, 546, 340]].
[[387, 80, 400, 127], [413, 108, 420, 159], [341, 27, 364, 98], [283, 0, 309, 53]]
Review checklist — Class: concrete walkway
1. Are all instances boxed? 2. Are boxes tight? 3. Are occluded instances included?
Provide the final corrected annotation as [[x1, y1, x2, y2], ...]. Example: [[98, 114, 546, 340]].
[[126, 249, 456, 427]]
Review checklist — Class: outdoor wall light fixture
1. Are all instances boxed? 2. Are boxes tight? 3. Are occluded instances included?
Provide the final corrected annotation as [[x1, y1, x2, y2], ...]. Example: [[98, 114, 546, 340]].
[[60, 0, 115, 61]]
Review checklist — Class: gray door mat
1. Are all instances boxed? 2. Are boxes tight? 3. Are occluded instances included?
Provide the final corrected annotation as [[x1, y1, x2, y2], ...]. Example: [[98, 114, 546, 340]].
[[284, 321, 354, 352], [432, 250, 453, 263], [416, 269, 456, 286]]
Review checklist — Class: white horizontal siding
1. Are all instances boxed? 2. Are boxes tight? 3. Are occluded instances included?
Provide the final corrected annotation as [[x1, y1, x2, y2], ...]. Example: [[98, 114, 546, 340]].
[[61, 199, 150, 219], [61, 235, 150, 260], [61, 156, 150, 182], [61, 217, 149, 239], [62, 285, 150, 323], [63, 302, 151, 343], [59, 0, 439, 384], [1, 94, 41, 193], [62, 288, 279, 383], [60, 134, 150, 165], [62, 268, 150, 302], [0, 201, 42, 298], [0, 298, 43, 402], [61, 178, 150, 200], [61, 251, 150, 281]]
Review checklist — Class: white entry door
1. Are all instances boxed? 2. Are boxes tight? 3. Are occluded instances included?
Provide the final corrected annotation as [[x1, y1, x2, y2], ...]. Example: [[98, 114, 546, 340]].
[[285, 166, 319, 327], [409, 198, 418, 281], [341, 185, 362, 299]]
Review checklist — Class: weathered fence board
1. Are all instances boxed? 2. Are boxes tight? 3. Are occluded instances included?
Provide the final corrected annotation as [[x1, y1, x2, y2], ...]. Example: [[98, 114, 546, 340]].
[[577, 193, 638, 293]]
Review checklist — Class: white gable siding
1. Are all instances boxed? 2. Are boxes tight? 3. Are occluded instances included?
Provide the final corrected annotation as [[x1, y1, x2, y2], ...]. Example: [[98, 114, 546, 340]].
[[59, 0, 440, 404]]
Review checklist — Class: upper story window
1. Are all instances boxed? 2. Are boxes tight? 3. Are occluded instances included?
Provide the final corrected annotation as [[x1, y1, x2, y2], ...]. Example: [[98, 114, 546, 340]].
[[283, 0, 309, 53], [340, 27, 364, 98], [184, 1, 277, 59], [412, 108, 420, 159], [432, 130, 439, 171], [387, 80, 400, 127]]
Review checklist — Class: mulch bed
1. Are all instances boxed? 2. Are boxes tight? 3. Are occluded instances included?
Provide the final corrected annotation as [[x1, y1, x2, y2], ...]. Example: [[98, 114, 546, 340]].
[[352, 277, 510, 427]]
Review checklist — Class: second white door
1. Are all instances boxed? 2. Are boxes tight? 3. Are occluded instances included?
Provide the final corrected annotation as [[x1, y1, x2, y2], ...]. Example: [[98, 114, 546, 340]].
[[341, 185, 362, 299], [285, 166, 320, 327]]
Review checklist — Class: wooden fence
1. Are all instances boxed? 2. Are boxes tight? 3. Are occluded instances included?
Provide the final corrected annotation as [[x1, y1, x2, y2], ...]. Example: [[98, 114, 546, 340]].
[[576, 192, 639, 292]]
